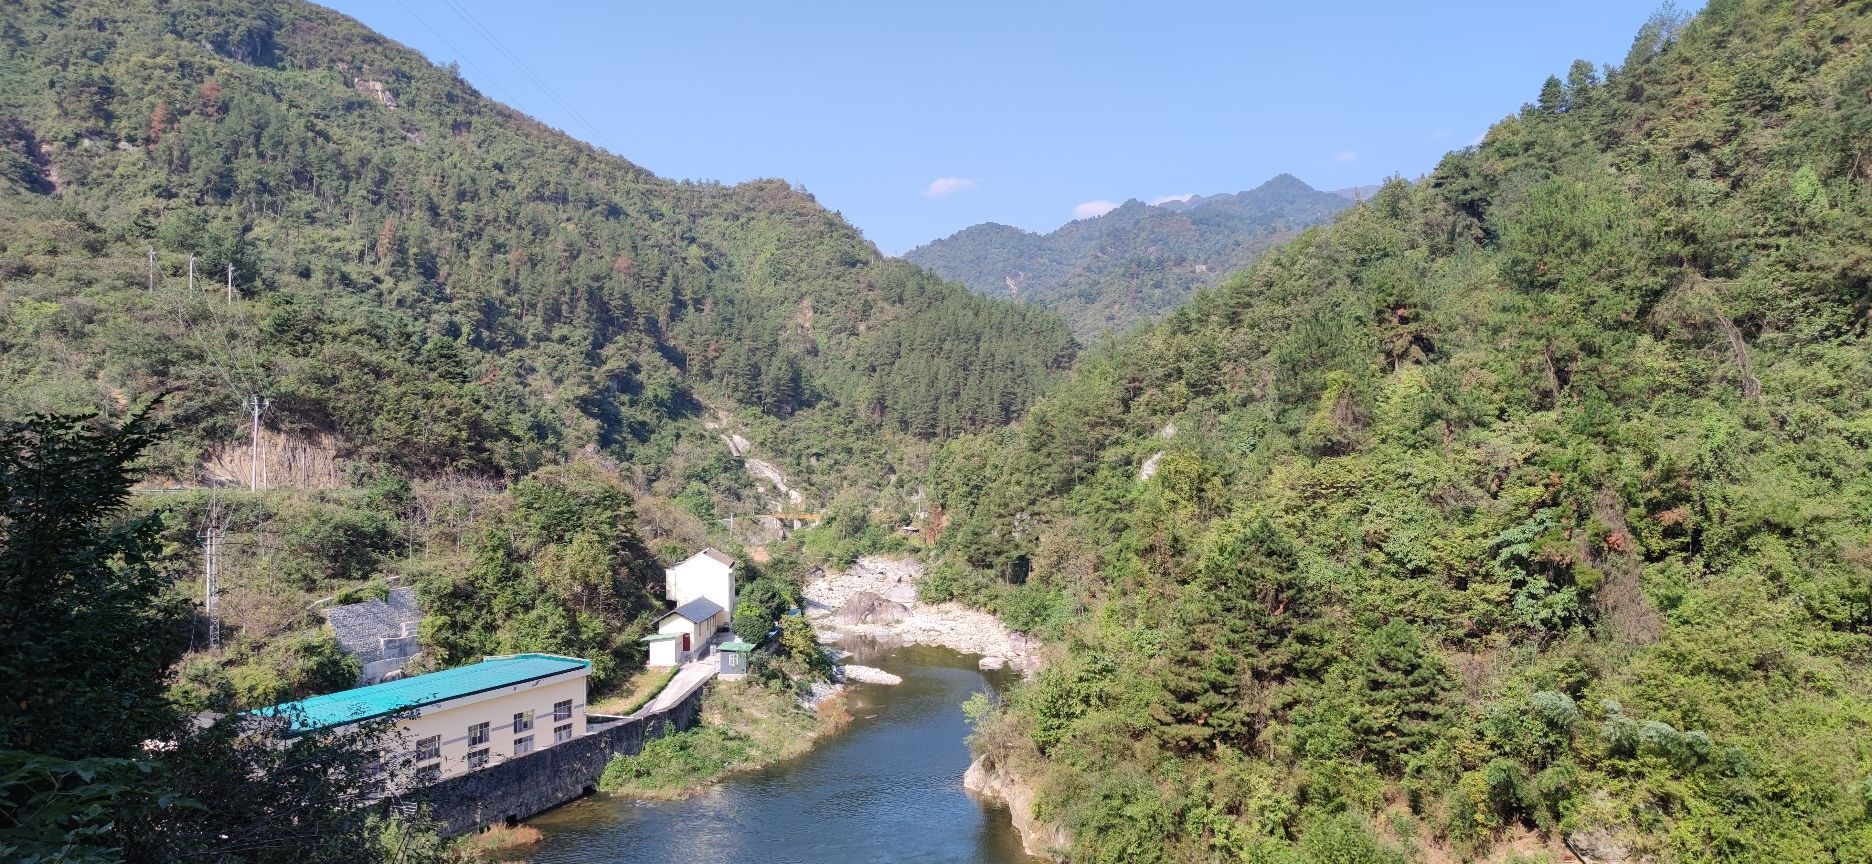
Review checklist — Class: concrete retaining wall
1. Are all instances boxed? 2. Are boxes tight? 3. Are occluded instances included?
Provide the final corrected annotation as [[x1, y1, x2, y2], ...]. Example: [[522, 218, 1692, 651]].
[[424, 678, 709, 836]]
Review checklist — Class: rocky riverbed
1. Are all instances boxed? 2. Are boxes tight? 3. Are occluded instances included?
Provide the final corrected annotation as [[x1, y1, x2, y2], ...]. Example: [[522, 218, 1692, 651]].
[[804, 557, 1042, 675]]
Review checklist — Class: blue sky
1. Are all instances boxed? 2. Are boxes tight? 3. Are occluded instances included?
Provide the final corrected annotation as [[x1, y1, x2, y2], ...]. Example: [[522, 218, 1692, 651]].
[[322, 1, 1688, 255]]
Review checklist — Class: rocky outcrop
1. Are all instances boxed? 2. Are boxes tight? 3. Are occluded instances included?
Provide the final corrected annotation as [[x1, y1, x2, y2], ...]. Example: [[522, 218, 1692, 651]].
[[840, 664, 902, 685], [804, 557, 1041, 675], [1565, 827, 1650, 864], [833, 591, 908, 626], [964, 755, 1069, 861]]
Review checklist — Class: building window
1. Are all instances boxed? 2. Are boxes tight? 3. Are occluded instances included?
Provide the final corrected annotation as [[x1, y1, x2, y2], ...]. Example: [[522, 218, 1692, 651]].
[[553, 699, 572, 721], [513, 735, 534, 756], [468, 722, 489, 747], [415, 735, 441, 762], [415, 763, 441, 784], [513, 710, 533, 733], [553, 723, 573, 744], [466, 748, 488, 770]]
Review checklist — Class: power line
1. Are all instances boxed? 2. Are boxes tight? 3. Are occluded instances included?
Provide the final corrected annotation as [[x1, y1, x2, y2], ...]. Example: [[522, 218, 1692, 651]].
[[433, 0, 615, 152], [387, 0, 528, 111]]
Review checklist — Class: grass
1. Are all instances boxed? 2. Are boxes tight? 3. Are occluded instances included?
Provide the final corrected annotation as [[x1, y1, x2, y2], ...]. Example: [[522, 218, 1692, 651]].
[[596, 678, 846, 799], [587, 665, 678, 717], [451, 822, 543, 860]]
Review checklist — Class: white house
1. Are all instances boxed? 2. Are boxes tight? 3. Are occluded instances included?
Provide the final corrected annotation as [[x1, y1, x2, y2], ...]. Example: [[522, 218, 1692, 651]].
[[666, 547, 736, 615], [643, 549, 737, 667]]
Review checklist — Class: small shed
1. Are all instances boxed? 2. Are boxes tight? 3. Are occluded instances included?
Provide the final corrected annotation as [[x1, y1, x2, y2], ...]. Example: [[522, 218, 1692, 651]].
[[647, 596, 726, 667], [718, 641, 753, 677], [641, 632, 682, 668]]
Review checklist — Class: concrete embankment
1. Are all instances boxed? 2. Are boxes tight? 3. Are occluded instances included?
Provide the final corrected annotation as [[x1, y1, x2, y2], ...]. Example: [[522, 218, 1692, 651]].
[[423, 670, 710, 836]]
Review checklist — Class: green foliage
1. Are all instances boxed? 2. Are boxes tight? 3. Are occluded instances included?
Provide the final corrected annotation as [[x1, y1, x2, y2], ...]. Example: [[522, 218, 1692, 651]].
[[0, 411, 442, 862], [776, 613, 832, 679], [730, 573, 796, 642], [0, 0, 1072, 486], [223, 628, 360, 707], [597, 680, 820, 797], [929, 2, 1872, 860], [417, 460, 662, 690], [0, 409, 184, 758]]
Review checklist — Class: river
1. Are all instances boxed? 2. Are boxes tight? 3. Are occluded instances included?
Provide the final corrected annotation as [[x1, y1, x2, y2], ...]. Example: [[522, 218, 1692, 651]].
[[514, 641, 1041, 864]]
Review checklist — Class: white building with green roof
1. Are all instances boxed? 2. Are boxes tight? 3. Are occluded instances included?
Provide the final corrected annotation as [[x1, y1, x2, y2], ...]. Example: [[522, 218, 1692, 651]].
[[253, 653, 591, 783]]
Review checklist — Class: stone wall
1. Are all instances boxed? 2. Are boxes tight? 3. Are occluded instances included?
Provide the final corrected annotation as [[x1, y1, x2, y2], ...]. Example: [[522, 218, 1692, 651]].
[[424, 677, 708, 836]]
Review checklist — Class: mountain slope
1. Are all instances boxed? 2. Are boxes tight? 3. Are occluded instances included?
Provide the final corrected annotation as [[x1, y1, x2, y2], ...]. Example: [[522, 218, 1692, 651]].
[[904, 174, 1351, 337], [931, 2, 1872, 861], [0, 0, 1075, 487]]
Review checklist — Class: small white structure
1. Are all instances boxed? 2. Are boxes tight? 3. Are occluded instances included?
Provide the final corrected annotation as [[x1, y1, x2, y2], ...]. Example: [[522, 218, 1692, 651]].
[[645, 596, 726, 666], [642, 632, 682, 667], [644, 549, 738, 668]]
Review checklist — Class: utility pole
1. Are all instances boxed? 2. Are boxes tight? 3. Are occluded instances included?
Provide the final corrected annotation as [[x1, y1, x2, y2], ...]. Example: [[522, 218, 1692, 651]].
[[243, 395, 271, 491], [226, 262, 234, 304], [188, 253, 196, 292], [203, 493, 225, 651], [147, 247, 155, 292]]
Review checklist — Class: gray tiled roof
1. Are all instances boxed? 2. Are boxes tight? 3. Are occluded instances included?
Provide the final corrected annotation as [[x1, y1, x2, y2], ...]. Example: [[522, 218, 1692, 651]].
[[323, 587, 422, 664], [663, 595, 724, 624]]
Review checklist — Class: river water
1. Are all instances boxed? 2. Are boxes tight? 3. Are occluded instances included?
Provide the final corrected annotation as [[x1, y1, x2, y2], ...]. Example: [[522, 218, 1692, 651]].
[[515, 642, 1040, 864]]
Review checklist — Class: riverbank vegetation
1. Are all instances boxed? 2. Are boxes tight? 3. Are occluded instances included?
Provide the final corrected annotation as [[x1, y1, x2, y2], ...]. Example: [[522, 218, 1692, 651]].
[[597, 679, 843, 799], [936, 2, 1872, 861]]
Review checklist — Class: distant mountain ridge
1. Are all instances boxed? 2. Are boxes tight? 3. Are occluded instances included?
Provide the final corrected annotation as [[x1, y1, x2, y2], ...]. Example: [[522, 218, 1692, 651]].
[[903, 174, 1353, 336]]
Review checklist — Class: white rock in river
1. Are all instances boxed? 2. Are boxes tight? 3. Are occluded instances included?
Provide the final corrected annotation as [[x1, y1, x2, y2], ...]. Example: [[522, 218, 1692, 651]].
[[978, 655, 1008, 671], [842, 664, 903, 685]]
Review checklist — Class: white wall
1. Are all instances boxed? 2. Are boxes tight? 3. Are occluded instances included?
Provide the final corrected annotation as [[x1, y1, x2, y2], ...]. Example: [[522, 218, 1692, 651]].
[[384, 668, 588, 783]]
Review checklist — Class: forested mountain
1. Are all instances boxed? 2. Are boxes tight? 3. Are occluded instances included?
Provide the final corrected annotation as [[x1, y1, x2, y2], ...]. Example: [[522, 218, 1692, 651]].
[[904, 174, 1351, 337], [932, 2, 1872, 861], [0, 4, 1073, 854], [0, 0, 1075, 482]]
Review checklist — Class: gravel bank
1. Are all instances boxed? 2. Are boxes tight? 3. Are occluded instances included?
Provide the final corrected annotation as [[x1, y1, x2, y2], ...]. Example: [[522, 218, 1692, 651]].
[[804, 557, 1041, 675]]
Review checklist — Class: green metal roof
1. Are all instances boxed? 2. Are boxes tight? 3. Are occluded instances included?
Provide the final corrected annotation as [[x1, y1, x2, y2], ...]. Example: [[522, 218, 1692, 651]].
[[718, 641, 755, 652], [253, 653, 589, 734]]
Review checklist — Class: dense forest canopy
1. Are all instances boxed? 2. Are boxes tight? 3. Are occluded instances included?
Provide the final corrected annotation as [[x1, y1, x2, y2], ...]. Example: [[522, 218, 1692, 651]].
[[904, 174, 1351, 338], [0, 2, 1076, 844], [6, 0, 1872, 862], [0, 0, 1075, 482], [931, 1, 1872, 861]]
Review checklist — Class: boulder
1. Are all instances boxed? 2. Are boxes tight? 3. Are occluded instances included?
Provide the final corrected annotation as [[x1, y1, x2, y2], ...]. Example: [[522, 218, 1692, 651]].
[[978, 655, 1008, 671], [834, 591, 909, 626], [1566, 827, 1647, 864]]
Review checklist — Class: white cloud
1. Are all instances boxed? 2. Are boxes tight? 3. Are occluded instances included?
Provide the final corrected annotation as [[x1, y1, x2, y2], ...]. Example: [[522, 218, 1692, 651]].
[[1073, 200, 1119, 219], [924, 177, 979, 197], [1149, 193, 1196, 206], [1333, 150, 1359, 163]]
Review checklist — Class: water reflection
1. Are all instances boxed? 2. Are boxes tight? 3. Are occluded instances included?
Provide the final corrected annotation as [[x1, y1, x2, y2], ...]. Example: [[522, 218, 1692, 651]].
[[515, 642, 1039, 864]]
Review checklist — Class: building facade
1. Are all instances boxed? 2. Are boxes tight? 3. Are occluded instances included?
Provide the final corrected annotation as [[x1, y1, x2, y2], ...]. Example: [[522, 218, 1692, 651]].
[[257, 653, 591, 783], [644, 548, 738, 668], [665, 547, 736, 619]]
